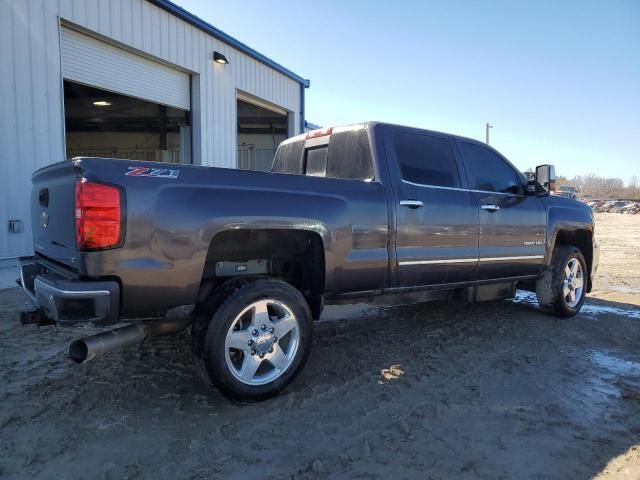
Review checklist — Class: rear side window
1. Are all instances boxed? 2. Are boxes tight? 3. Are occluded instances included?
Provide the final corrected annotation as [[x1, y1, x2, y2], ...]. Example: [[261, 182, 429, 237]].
[[460, 142, 521, 194], [393, 131, 460, 188], [326, 129, 374, 181]]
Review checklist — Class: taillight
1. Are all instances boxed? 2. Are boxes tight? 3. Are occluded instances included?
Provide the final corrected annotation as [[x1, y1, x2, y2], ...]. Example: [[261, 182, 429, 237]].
[[305, 127, 333, 139], [75, 179, 122, 250]]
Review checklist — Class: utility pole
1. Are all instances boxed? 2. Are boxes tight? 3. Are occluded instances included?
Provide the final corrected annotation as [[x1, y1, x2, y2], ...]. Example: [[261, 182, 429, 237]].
[[485, 122, 493, 145]]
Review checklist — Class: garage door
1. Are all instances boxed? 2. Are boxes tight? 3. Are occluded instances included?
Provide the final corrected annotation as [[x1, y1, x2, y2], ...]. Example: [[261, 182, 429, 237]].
[[60, 27, 190, 110]]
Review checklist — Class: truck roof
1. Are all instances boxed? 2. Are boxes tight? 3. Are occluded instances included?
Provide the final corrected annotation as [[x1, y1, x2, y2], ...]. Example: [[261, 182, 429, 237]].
[[284, 121, 490, 148]]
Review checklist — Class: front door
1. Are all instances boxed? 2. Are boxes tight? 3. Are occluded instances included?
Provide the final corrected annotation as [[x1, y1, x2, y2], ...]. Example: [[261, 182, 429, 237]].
[[457, 141, 546, 279], [387, 128, 479, 286]]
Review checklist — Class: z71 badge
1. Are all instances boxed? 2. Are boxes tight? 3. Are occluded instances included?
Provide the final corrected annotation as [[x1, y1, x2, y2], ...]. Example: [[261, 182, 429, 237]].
[[125, 167, 180, 179]]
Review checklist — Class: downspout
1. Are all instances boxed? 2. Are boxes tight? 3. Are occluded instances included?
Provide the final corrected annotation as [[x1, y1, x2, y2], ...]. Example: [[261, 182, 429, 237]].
[[299, 80, 310, 134], [300, 83, 305, 134]]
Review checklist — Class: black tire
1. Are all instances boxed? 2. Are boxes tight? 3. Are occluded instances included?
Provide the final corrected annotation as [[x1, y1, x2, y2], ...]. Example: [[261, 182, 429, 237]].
[[536, 245, 587, 317], [191, 277, 312, 402]]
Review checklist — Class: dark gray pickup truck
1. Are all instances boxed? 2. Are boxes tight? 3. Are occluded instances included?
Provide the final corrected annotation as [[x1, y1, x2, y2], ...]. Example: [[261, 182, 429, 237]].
[[18, 122, 599, 401]]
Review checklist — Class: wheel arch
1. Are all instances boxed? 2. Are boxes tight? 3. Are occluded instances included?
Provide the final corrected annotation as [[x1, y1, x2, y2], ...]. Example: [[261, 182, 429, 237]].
[[197, 228, 327, 319], [549, 227, 593, 292], [545, 205, 595, 292]]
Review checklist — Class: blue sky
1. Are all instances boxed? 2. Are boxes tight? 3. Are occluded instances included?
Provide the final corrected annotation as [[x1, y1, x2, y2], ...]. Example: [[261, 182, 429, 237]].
[[175, 0, 639, 181]]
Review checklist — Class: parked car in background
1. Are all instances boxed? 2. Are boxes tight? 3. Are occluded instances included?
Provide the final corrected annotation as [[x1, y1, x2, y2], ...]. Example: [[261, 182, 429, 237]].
[[555, 185, 579, 200], [600, 200, 618, 212], [609, 201, 629, 213], [588, 199, 640, 214]]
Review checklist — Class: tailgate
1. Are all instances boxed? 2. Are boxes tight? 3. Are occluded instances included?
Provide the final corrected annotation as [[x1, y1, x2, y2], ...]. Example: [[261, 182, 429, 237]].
[[31, 161, 80, 269]]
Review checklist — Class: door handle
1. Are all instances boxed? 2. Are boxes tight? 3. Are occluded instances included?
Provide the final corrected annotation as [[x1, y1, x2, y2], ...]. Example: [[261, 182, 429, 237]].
[[400, 200, 424, 209], [481, 204, 500, 212]]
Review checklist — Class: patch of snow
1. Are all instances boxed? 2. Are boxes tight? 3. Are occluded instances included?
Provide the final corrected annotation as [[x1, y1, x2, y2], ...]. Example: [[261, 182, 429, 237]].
[[512, 290, 640, 320], [591, 351, 640, 376]]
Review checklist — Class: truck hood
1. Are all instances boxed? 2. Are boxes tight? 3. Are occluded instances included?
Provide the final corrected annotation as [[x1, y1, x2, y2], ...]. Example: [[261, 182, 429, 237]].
[[540, 194, 595, 232]]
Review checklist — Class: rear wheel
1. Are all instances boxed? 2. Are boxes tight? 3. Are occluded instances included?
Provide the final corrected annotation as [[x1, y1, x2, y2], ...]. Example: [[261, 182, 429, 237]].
[[192, 277, 312, 402], [536, 245, 587, 317]]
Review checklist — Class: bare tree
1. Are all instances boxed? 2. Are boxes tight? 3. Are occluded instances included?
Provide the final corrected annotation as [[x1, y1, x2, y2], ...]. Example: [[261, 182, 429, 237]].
[[563, 174, 625, 198], [541, 170, 635, 199]]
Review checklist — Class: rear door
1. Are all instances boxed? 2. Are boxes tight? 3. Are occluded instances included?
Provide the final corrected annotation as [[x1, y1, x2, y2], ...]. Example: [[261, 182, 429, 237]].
[[386, 127, 479, 286], [457, 141, 546, 279]]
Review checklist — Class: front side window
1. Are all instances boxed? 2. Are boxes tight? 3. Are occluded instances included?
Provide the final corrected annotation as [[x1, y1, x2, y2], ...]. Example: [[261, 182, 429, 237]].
[[393, 131, 461, 188], [460, 142, 521, 194]]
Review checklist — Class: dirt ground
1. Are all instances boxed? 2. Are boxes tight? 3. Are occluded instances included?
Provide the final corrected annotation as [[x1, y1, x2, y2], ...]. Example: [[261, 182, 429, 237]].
[[1, 213, 639, 480]]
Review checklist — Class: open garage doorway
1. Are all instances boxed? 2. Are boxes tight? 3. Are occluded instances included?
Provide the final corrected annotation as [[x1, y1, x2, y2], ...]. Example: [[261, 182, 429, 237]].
[[63, 80, 191, 163], [237, 94, 290, 171]]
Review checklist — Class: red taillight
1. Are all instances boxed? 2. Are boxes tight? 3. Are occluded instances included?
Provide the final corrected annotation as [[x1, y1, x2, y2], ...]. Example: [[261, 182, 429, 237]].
[[305, 127, 333, 139], [75, 179, 122, 250]]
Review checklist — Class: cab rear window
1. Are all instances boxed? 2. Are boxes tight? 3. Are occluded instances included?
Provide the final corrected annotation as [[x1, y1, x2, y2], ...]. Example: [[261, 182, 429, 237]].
[[272, 128, 374, 181], [305, 147, 328, 177]]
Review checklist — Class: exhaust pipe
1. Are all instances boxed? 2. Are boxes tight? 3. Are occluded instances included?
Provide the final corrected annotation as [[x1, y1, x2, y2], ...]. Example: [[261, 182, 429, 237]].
[[69, 316, 191, 364]]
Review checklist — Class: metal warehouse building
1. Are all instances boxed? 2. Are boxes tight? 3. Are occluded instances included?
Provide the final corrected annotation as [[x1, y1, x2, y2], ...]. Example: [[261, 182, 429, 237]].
[[0, 0, 309, 275]]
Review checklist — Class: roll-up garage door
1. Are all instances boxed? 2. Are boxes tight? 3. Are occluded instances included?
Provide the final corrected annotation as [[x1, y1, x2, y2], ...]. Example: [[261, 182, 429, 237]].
[[60, 27, 190, 110]]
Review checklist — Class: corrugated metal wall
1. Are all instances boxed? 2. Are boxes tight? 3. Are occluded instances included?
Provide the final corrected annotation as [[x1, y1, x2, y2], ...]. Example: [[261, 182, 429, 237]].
[[0, 0, 302, 259]]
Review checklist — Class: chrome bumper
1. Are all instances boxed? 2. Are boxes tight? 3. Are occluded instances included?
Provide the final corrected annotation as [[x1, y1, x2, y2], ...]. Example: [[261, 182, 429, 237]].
[[17, 257, 120, 325]]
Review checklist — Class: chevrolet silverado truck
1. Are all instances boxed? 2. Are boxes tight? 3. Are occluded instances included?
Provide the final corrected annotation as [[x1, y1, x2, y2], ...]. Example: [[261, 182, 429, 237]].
[[18, 122, 599, 401]]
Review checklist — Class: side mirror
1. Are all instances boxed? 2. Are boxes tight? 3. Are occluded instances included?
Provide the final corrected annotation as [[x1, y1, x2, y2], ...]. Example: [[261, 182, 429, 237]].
[[535, 164, 556, 194]]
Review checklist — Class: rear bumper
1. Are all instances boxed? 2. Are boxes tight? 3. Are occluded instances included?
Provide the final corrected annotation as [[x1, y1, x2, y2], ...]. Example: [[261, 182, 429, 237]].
[[17, 257, 120, 325]]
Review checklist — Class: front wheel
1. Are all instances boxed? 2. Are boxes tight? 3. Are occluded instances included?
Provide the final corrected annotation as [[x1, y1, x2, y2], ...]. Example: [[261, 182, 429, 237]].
[[192, 277, 312, 402], [536, 245, 587, 317]]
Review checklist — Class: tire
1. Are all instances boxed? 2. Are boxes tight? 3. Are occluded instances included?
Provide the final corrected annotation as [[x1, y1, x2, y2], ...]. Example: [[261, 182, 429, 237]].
[[192, 277, 312, 402], [536, 245, 587, 317]]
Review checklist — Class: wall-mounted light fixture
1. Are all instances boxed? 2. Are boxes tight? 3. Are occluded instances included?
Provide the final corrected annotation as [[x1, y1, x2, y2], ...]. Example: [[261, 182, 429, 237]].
[[8, 219, 23, 234], [93, 100, 112, 107], [213, 51, 229, 65]]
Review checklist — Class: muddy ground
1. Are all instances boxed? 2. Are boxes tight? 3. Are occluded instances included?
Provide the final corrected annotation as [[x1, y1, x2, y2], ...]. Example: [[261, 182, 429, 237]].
[[1, 213, 639, 479]]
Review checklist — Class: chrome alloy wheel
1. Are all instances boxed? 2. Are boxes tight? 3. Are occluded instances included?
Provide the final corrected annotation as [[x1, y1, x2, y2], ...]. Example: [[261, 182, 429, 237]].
[[563, 257, 584, 308], [224, 299, 300, 386]]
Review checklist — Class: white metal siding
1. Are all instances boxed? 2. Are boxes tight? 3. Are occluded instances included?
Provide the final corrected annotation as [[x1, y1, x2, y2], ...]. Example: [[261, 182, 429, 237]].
[[0, 0, 303, 260], [61, 27, 190, 110]]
